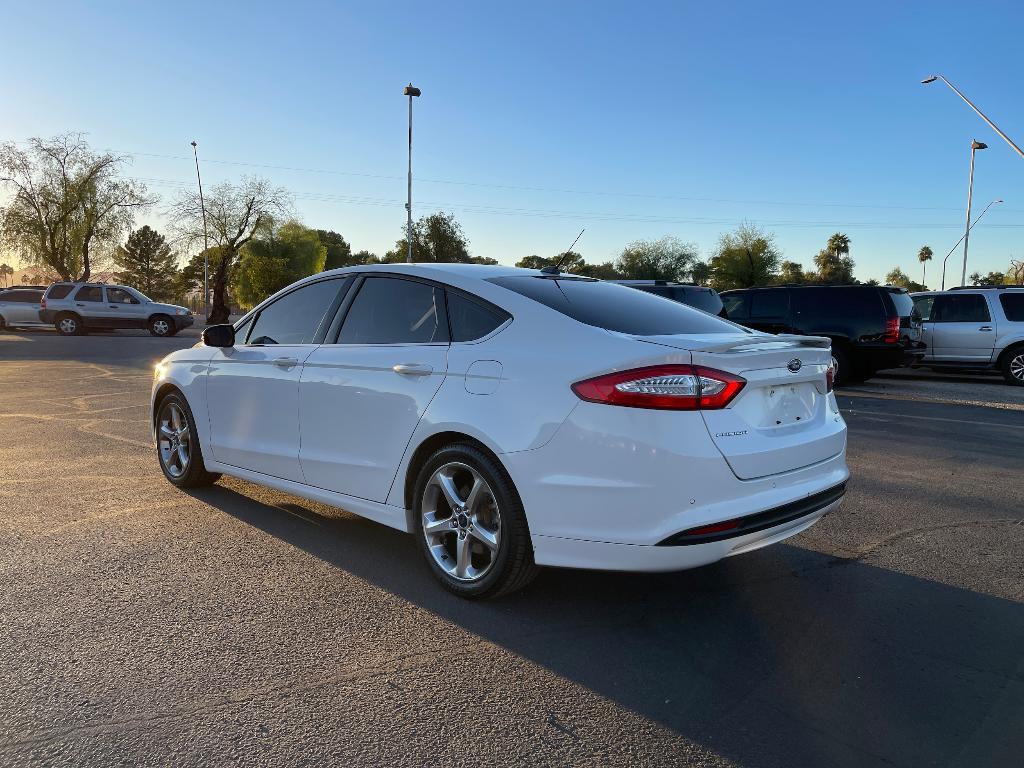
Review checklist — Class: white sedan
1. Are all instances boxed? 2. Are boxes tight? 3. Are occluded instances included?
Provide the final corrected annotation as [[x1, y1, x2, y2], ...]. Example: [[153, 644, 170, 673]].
[[152, 264, 848, 598]]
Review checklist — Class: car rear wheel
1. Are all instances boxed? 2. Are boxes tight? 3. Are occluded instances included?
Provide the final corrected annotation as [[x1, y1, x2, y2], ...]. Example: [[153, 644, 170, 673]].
[[156, 392, 220, 487], [149, 315, 173, 337], [55, 313, 81, 336], [1002, 348, 1024, 386], [414, 444, 538, 599], [830, 346, 851, 387]]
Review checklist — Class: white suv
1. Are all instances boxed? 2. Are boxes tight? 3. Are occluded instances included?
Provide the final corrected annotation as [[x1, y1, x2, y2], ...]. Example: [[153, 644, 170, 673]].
[[911, 287, 1024, 385]]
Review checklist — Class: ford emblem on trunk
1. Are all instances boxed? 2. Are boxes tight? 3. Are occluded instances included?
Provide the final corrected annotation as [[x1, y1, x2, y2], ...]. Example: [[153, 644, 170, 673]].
[[787, 358, 802, 373]]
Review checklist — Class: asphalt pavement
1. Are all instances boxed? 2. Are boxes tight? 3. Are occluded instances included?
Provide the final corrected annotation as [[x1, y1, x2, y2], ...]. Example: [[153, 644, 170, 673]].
[[1, 329, 1022, 767]]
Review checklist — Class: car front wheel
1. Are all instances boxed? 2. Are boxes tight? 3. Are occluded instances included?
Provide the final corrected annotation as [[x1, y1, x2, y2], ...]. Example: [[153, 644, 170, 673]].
[[156, 392, 220, 487], [55, 313, 81, 336], [149, 315, 173, 337], [1002, 348, 1024, 386], [414, 444, 538, 599]]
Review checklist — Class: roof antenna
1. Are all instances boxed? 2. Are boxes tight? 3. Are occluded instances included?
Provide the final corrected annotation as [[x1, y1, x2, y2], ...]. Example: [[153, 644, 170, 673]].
[[540, 229, 585, 275]]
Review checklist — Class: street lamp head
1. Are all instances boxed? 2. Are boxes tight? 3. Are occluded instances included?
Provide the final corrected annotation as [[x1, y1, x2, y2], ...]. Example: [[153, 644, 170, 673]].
[[921, 75, 939, 84], [403, 83, 422, 97], [190, 141, 197, 148], [972, 140, 988, 150]]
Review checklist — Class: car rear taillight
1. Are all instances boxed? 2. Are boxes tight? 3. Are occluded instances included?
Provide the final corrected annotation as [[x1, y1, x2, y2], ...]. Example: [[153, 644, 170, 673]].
[[40, 296, 46, 310], [884, 315, 899, 344], [571, 365, 745, 410]]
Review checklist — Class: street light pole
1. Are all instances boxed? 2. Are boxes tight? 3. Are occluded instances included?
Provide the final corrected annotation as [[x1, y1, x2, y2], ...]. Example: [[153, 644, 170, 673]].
[[941, 198, 1002, 290], [190, 141, 210, 321], [403, 83, 422, 264], [961, 140, 987, 287], [921, 75, 1024, 160]]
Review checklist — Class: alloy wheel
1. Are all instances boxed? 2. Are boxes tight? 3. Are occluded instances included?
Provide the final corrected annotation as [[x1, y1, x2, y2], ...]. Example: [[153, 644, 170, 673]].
[[421, 462, 501, 582], [1011, 353, 1024, 383], [158, 402, 191, 478], [59, 317, 77, 334], [152, 319, 170, 336]]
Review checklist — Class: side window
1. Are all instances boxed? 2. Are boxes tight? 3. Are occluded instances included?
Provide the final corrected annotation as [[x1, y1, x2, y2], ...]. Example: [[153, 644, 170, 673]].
[[3, 290, 40, 303], [339, 277, 448, 344], [107, 287, 137, 304], [447, 291, 510, 342], [749, 291, 790, 319], [75, 286, 103, 302], [721, 293, 749, 320], [247, 280, 343, 345], [913, 296, 935, 321], [931, 294, 991, 323], [46, 284, 74, 300], [999, 293, 1024, 322]]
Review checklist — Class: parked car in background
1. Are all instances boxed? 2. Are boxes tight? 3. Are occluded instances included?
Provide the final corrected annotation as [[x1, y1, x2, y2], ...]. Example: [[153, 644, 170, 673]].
[[612, 280, 726, 316], [152, 264, 847, 598], [40, 282, 194, 337], [0, 288, 47, 331], [721, 284, 923, 385], [911, 287, 1024, 385]]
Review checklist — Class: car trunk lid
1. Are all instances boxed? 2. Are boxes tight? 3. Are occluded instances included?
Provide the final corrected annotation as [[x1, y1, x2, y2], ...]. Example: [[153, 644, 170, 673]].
[[640, 333, 846, 479]]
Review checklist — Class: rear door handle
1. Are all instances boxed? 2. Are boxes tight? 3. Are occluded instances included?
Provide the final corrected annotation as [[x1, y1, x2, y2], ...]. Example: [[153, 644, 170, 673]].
[[272, 357, 299, 368], [979, 326, 993, 331], [393, 363, 433, 376], [76, 303, 85, 307]]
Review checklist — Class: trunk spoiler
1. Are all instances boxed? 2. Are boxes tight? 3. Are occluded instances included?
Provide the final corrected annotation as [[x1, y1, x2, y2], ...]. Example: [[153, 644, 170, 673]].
[[692, 334, 832, 354]]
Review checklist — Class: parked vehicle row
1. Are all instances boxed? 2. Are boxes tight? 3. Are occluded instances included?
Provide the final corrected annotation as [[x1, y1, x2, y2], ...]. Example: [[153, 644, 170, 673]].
[[0, 282, 194, 336]]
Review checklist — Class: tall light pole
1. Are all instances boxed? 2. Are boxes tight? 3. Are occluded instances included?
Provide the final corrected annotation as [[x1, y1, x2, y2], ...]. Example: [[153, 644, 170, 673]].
[[960, 140, 987, 287], [190, 141, 210, 321], [921, 75, 1024, 160], [941, 198, 1002, 290], [403, 83, 421, 264]]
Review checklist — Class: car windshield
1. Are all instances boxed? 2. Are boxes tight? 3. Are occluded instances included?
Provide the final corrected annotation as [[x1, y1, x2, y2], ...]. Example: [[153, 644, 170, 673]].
[[124, 286, 151, 303], [488, 276, 748, 336]]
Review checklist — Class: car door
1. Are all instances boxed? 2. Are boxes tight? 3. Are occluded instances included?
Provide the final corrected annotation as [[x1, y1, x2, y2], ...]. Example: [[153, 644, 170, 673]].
[[105, 286, 148, 329], [206, 278, 347, 482], [72, 285, 109, 326], [926, 293, 997, 362], [298, 275, 449, 501]]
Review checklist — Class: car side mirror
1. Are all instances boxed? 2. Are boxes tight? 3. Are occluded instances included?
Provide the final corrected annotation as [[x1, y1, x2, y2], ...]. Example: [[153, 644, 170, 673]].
[[202, 324, 235, 348]]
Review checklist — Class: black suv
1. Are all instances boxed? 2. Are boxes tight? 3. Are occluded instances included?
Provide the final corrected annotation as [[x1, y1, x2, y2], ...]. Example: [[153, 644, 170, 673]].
[[612, 281, 726, 316], [720, 284, 923, 384]]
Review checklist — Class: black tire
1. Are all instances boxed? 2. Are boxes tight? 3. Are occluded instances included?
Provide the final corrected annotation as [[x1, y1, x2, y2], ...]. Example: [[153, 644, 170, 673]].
[[155, 391, 221, 487], [55, 312, 82, 336], [149, 315, 173, 337], [0, 315, 6, 332], [413, 443, 538, 599], [830, 346, 852, 387], [1000, 346, 1024, 386]]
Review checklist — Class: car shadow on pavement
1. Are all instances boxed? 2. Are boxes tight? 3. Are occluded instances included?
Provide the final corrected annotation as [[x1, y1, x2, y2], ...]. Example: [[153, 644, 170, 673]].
[[187, 483, 1024, 768]]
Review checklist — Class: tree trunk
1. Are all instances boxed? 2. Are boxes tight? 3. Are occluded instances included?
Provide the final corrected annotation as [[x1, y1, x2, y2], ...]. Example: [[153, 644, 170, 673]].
[[207, 249, 233, 324]]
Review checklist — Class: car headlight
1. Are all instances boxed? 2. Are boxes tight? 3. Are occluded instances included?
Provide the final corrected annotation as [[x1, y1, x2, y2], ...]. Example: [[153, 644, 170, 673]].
[[175, 308, 188, 316]]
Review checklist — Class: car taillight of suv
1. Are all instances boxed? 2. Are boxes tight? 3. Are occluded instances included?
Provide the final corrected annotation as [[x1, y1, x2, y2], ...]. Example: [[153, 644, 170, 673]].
[[884, 315, 899, 344], [40, 296, 46, 310]]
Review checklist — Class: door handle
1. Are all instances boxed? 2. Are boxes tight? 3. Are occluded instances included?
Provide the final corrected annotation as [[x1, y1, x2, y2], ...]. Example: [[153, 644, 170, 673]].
[[76, 303, 85, 307], [272, 357, 299, 368], [979, 326, 993, 331], [393, 363, 433, 376]]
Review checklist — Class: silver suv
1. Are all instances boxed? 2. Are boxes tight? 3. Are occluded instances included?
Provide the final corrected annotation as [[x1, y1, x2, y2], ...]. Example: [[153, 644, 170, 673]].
[[0, 287, 47, 330], [40, 282, 194, 337], [911, 287, 1024, 385]]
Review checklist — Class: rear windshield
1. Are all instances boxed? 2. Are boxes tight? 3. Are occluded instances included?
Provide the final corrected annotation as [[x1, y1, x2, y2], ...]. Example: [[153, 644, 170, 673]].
[[886, 290, 916, 318], [488, 276, 747, 336]]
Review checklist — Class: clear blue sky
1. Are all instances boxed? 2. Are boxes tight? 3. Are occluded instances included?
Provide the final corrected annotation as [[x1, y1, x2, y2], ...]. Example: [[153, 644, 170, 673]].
[[3, 0, 1024, 283]]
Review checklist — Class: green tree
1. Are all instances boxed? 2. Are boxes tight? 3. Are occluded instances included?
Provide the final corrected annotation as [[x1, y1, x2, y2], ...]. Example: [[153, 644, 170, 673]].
[[352, 249, 380, 265], [515, 252, 619, 279], [864, 278, 880, 286], [917, 245, 933, 289], [235, 221, 327, 309], [885, 267, 924, 292], [709, 223, 781, 289], [0, 134, 150, 281], [170, 177, 290, 323], [813, 232, 855, 283], [690, 261, 712, 286], [384, 212, 494, 264], [112, 226, 179, 301], [316, 229, 356, 269], [615, 236, 696, 281], [776, 260, 806, 284], [969, 270, 1006, 287]]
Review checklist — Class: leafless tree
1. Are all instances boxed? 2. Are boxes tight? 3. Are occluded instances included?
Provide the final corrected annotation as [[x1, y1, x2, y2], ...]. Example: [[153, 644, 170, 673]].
[[0, 134, 150, 281], [169, 177, 290, 323]]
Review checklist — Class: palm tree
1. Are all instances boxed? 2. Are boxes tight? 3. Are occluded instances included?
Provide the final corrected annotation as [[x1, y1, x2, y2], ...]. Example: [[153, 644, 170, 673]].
[[827, 233, 851, 261], [918, 246, 933, 289], [0, 264, 13, 288]]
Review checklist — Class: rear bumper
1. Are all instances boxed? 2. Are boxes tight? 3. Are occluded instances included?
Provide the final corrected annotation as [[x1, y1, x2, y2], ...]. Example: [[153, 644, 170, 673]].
[[532, 494, 843, 572], [852, 343, 923, 370]]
